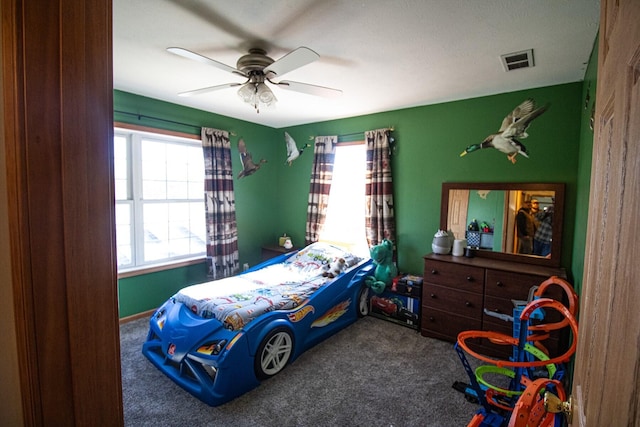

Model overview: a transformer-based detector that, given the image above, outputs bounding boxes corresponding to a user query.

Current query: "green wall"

[118,263,207,317]
[116,79,591,317]
[281,83,583,275]
[571,35,598,294]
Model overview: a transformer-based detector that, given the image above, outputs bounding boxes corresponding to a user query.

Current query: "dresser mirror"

[440,182,565,267]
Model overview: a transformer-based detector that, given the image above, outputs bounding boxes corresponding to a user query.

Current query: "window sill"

[117,256,206,279]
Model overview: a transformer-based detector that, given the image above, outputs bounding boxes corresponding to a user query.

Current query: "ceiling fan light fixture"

[256,83,277,105]
[237,83,257,103]
[237,78,276,112]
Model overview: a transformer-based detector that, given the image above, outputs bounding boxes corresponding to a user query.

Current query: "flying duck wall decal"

[237,138,266,178]
[284,132,311,166]
[460,98,549,164]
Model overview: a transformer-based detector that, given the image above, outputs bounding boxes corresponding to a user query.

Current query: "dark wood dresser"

[421,254,568,358]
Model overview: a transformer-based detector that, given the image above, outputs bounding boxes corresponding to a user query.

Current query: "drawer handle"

[496,281,504,287]
[429,316,435,322]
[465,301,471,307]
[430,269,438,275]
[466,276,473,282]
[430,293,436,298]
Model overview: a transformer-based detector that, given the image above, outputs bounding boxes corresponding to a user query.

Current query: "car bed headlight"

[196,340,228,356]
[154,308,166,330]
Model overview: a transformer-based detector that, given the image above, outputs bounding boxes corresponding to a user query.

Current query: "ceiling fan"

[167,46,342,112]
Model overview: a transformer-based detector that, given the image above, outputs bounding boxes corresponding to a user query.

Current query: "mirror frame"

[440,182,565,267]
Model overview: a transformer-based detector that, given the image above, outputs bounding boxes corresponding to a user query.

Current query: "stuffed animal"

[365,239,398,294]
[323,257,347,279]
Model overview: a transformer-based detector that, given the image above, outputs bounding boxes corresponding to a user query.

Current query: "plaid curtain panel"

[365,128,396,247]
[202,127,239,279]
[305,136,337,245]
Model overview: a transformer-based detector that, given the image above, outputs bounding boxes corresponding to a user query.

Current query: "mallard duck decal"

[460,99,549,164]
[237,138,266,178]
[284,132,311,166]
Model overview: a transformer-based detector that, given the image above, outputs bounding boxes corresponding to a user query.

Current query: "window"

[320,143,369,257]
[114,127,206,270]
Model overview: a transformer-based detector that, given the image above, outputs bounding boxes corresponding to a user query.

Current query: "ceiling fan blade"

[277,80,342,98]
[178,83,242,97]
[167,47,247,77]
[264,47,319,77]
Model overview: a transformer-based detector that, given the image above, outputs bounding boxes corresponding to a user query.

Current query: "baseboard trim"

[119,309,156,324]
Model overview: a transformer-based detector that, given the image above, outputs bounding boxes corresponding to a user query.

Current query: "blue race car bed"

[142,242,374,406]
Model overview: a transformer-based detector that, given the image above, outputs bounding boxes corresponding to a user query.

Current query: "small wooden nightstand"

[261,245,298,261]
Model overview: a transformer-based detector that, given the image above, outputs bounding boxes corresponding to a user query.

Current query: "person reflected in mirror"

[530,199,541,235]
[534,205,553,257]
[530,199,540,216]
[516,199,537,254]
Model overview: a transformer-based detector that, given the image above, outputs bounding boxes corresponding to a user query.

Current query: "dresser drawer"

[482,317,513,335]
[424,259,484,293]
[421,307,482,342]
[483,295,518,319]
[422,283,483,319]
[485,269,563,300]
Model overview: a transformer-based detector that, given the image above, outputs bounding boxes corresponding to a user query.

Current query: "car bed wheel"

[357,286,370,317]
[255,327,293,380]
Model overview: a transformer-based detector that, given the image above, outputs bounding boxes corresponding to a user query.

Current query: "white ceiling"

[113,0,600,128]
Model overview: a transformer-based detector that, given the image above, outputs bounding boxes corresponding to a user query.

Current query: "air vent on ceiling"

[501,49,534,72]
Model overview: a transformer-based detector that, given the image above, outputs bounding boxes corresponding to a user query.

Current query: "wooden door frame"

[447,189,469,241]
[2,0,123,424]
[570,0,640,425]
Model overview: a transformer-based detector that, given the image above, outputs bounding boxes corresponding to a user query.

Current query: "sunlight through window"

[320,144,369,257]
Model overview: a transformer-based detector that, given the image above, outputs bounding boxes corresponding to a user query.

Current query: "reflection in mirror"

[441,183,565,267]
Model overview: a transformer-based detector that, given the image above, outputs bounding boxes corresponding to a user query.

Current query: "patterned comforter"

[173,243,363,330]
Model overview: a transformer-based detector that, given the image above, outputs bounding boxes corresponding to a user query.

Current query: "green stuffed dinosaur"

[365,239,398,294]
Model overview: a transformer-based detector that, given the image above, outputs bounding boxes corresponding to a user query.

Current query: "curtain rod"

[114,110,203,131]
[115,109,393,140]
[308,127,395,140]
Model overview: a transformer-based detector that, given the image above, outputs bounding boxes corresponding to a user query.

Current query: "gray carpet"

[121,315,479,426]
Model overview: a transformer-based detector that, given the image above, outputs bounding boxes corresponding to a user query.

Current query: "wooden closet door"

[3,0,123,424]
[570,0,640,425]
